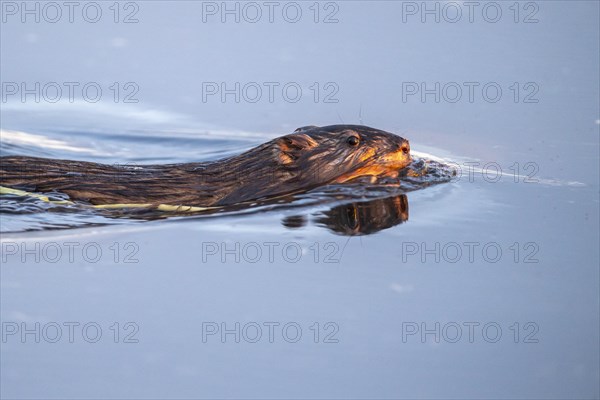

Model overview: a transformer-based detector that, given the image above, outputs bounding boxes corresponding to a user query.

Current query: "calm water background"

[1,1,599,399]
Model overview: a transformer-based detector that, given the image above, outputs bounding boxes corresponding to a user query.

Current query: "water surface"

[1,1,598,399]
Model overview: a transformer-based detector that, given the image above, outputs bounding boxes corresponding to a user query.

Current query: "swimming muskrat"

[0,125,411,207]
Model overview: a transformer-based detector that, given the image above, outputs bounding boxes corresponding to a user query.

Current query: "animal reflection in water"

[282,194,409,236]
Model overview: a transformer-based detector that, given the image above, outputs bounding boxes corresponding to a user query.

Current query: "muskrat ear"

[275,133,318,165]
[294,125,318,133]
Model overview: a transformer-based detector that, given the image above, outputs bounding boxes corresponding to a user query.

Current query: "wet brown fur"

[0,125,411,207]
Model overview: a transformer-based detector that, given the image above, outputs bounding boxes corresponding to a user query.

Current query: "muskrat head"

[275,124,412,184]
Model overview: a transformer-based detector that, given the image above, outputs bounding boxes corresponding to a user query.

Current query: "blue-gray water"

[1,1,599,399]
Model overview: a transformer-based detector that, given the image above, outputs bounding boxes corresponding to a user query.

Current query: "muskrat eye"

[401,145,409,155]
[346,135,360,147]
